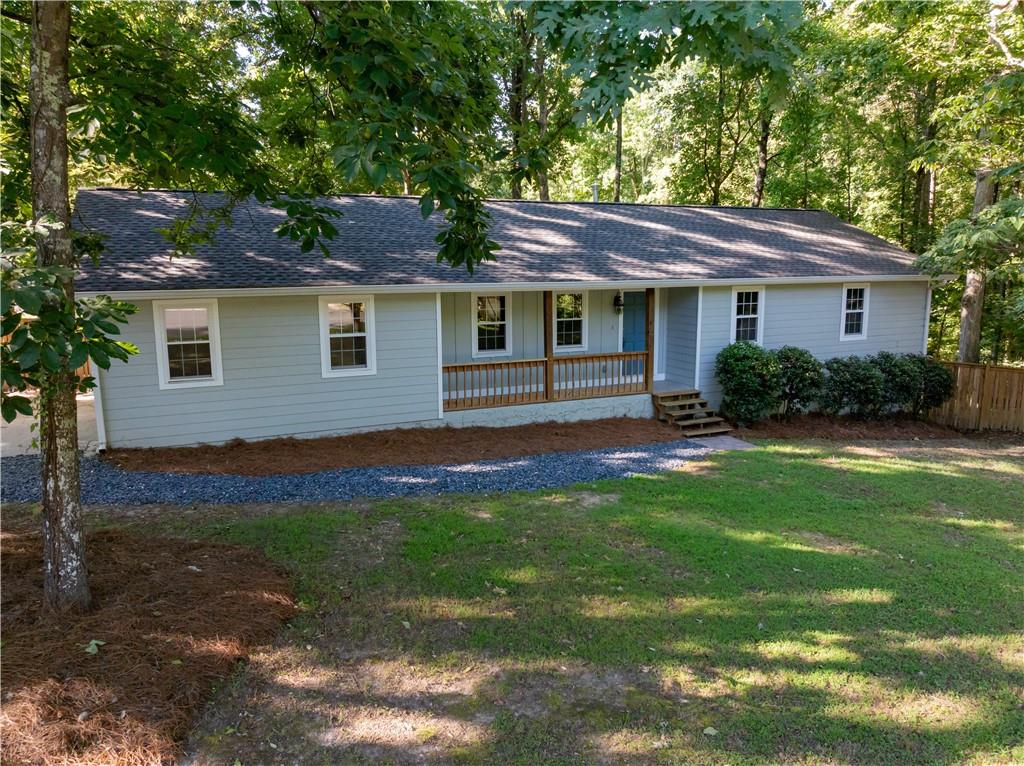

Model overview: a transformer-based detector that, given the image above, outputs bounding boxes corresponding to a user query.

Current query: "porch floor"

[653,379,699,394]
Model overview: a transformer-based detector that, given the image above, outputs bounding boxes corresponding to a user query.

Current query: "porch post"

[544,290,554,400]
[645,287,655,391]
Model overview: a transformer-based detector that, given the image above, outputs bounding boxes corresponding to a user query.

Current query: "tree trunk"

[910,79,938,253]
[401,168,413,195]
[712,65,724,206]
[507,13,530,200]
[613,110,622,202]
[31,0,90,612]
[750,108,771,207]
[533,41,550,201]
[958,169,996,363]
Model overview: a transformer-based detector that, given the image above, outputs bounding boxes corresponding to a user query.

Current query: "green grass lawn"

[188,441,1024,766]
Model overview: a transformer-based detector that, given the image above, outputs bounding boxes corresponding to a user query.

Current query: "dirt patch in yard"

[737,413,966,441]
[103,417,683,476]
[0,529,295,766]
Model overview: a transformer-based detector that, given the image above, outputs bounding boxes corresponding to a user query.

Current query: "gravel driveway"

[0,439,712,505]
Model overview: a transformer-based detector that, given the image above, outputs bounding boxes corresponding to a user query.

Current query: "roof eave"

[76,272,934,300]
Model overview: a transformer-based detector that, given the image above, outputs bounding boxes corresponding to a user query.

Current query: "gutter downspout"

[92,366,108,452]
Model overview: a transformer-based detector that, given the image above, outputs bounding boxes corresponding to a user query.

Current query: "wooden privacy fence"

[930,362,1024,432]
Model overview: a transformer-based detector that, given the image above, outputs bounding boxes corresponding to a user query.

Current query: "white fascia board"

[78,273,934,301]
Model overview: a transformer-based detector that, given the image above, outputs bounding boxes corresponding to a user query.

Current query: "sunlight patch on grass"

[755,637,860,665]
[497,565,543,584]
[898,633,1024,672]
[589,728,672,760]
[394,596,518,621]
[818,587,894,605]
[822,678,990,731]
[942,517,1017,531]
[315,705,489,751]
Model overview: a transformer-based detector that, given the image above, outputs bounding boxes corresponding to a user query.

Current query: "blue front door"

[622,292,646,352]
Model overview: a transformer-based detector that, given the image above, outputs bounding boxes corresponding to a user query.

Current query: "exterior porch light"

[613,291,625,314]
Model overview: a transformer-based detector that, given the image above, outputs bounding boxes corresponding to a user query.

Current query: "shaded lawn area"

[177,440,1024,765]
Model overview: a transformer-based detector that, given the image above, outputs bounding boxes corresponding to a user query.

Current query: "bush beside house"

[776,346,825,418]
[715,344,953,424]
[714,342,781,425]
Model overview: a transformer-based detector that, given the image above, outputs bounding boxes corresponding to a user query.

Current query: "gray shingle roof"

[73,189,922,293]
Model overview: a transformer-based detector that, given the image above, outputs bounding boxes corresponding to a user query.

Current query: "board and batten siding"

[98,293,441,448]
[664,287,699,388]
[696,281,930,408]
[440,289,624,363]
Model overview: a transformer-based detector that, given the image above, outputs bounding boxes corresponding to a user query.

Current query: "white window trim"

[318,294,377,378]
[471,292,512,359]
[152,298,224,390]
[553,290,589,353]
[839,283,870,342]
[730,286,765,345]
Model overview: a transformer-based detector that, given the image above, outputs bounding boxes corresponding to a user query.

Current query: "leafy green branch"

[1,222,138,423]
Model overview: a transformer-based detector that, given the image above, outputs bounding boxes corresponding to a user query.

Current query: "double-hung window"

[153,299,223,389]
[473,294,510,357]
[840,284,869,340]
[319,295,376,377]
[554,291,587,351]
[730,287,764,345]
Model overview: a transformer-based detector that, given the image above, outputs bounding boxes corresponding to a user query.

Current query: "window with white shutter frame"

[840,284,869,341]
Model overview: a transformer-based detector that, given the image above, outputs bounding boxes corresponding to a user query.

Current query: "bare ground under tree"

[0,529,295,766]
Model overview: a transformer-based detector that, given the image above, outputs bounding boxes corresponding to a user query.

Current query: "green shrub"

[774,346,824,418]
[821,356,885,417]
[870,351,921,413]
[714,341,781,424]
[908,355,955,417]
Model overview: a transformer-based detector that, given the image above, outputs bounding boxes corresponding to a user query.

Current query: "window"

[153,299,223,389]
[554,291,587,350]
[730,287,764,345]
[840,284,869,340]
[319,295,376,377]
[473,294,510,357]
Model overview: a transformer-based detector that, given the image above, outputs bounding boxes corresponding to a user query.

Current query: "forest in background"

[2,0,1022,362]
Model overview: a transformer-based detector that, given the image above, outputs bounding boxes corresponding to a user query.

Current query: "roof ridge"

[79,187,829,215]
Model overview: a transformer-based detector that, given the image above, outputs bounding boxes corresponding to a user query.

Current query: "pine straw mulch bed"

[102,417,684,476]
[0,528,296,766]
[736,412,968,440]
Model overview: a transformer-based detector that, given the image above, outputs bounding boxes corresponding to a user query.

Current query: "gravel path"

[0,439,711,505]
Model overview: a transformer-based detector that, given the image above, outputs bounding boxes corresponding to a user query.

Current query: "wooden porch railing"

[442,351,648,411]
[551,351,647,400]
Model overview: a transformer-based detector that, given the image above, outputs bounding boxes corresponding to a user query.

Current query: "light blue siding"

[664,287,699,388]
[441,289,621,363]
[99,293,441,447]
[696,281,930,407]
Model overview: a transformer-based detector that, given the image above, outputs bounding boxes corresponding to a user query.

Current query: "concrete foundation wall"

[443,394,654,428]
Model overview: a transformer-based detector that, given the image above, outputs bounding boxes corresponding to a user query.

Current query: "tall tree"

[29,0,89,610]
[3,0,506,609]
[749,95,773,207]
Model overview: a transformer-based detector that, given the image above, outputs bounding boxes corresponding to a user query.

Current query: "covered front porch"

[440,288,661,411]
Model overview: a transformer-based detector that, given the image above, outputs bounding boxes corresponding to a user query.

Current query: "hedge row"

[713,342,954,425]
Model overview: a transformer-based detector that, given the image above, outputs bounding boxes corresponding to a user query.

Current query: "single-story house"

[74,189,932,449]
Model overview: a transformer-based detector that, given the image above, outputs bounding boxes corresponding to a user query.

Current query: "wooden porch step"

[652,388,732,437]
[653,389,700,401]
[679,423,734,437]
[671,412,725,425]
[658,398,709,412]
